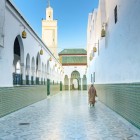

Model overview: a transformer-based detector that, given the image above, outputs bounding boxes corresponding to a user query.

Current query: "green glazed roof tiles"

[62,56,87,64]
[59,49,87,55]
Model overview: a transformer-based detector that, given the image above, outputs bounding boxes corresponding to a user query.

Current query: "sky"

[11,0,99,52]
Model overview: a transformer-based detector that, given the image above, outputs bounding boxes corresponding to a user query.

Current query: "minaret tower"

[42,0,58,57]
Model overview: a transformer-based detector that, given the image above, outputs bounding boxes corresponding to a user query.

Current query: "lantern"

[22,30,27,39]
[93,47,97,52]
[49,57,52,61]
[89,56,92,61]
[101,28,106,37]
[40,48,43,55]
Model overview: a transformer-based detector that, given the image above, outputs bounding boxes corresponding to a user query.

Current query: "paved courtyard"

[0,91,140,140]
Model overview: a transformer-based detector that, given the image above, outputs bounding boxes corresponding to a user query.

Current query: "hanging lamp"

[101,25,106,37]
[93,47,97,52]
[40,47,43,55]
[22,27,27,39]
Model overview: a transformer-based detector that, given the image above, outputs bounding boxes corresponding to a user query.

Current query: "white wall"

[0,0,62,87]
[63,66,87,79]
[87,0,140,84]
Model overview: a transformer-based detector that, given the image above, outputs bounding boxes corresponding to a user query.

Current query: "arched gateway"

[70,71,81,90]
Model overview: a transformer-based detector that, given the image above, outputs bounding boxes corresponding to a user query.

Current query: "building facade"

[0,0,63,117]
[87,0,140,128]
[59,49,87,90]
[0,0,62,87]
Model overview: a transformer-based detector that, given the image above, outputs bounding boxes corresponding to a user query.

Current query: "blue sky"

[11,0,98,52]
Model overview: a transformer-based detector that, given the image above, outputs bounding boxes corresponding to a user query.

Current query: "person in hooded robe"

[88,84,97,107]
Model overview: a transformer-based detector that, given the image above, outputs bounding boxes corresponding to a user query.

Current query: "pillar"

[21,63,25,85]
[81,78,83,90]
[69,78,71,90]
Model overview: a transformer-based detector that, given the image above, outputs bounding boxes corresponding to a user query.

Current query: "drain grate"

[19,123,30,126]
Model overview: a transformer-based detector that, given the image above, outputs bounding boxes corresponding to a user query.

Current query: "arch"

[13,35,24,85]
[13,35,24,64]
[36,53,41,71]
[71,70,80,79]
[70,71,81,90]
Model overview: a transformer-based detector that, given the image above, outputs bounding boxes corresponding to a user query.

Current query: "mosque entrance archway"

[70,71,81,90]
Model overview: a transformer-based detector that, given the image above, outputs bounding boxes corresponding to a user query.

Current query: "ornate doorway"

[70,71,81,90]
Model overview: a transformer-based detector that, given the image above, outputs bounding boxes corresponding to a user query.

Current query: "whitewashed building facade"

[0,0,64,117]
[0,0,63,87]
[87,0,140,129]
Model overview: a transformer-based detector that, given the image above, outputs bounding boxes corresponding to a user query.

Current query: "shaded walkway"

[0,91,140,140]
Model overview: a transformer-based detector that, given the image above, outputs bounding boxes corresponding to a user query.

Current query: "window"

[114,5,118,24]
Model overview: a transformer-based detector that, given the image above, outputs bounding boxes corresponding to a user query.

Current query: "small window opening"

[114,5,118,24]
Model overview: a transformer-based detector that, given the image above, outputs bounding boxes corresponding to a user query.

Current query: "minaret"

[42,0,58,57]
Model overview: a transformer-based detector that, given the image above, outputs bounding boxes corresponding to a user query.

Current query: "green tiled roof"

[59,49,87,55]
[62,56,87,64]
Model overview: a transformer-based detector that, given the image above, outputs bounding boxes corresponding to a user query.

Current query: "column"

[69,78,71,90]
[81,78,83,91]
[20,63,25,85]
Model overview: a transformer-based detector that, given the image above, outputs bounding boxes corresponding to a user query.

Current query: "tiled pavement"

[0,91,140,140]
